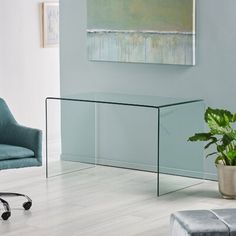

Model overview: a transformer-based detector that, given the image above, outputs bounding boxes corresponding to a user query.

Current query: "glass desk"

[45,93,205,196]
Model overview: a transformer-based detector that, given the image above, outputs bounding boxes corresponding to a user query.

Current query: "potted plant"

[188,107,236,198]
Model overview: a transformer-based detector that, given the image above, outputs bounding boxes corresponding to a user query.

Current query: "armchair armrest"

[0,124,42,165]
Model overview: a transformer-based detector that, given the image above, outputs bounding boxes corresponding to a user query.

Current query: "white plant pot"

[217,164,236,199]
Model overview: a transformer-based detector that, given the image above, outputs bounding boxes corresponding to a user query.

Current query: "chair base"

[0,192,32,220]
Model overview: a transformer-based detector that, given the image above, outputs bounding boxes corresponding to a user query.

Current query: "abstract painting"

[87,0,195,65]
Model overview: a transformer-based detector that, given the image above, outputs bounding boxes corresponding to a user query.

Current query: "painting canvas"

[87,0,195,65]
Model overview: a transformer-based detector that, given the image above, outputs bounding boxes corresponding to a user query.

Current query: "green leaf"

[233,113,236,122]
[190,106,236,165]
[204,107,233,134]
[226,131,236,140]
[224,151,236,165]
[188,133,213,142]
[222,134,234,146]
[217,145,226,153]
[225,150,236,159]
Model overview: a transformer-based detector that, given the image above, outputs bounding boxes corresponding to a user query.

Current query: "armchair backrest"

[0,98,17,128]
[0,98,42,169]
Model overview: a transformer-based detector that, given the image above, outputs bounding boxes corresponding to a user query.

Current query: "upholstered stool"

[170,209,236,236]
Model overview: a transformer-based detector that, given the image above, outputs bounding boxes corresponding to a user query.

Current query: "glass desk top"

[47,92,203,108]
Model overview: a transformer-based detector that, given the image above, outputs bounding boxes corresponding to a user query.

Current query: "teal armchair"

[0,98,42,220]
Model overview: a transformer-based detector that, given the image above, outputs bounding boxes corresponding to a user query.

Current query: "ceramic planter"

[217,164,236,199]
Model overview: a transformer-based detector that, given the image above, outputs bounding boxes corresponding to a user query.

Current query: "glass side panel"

[159,101,205,195]
[46,99,96,177]
[59,92,202,108]
[95,103,158,195]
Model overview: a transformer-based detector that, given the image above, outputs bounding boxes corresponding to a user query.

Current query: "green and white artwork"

[87,0,195,65]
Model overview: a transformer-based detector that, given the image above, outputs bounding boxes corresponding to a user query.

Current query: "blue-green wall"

[60,0,236,179]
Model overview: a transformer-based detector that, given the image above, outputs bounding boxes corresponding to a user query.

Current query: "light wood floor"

[0,165,235,236]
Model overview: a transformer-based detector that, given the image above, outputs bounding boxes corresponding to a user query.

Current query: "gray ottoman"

[170,209,236,236]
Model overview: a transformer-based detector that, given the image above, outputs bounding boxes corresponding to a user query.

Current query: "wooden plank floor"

[0,165,234,236]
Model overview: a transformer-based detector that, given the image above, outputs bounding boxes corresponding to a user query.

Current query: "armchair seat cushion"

[0,144,34,160]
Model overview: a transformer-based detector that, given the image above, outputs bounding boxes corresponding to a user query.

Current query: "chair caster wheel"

[23,201,32,210]
[2,211,11,220]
